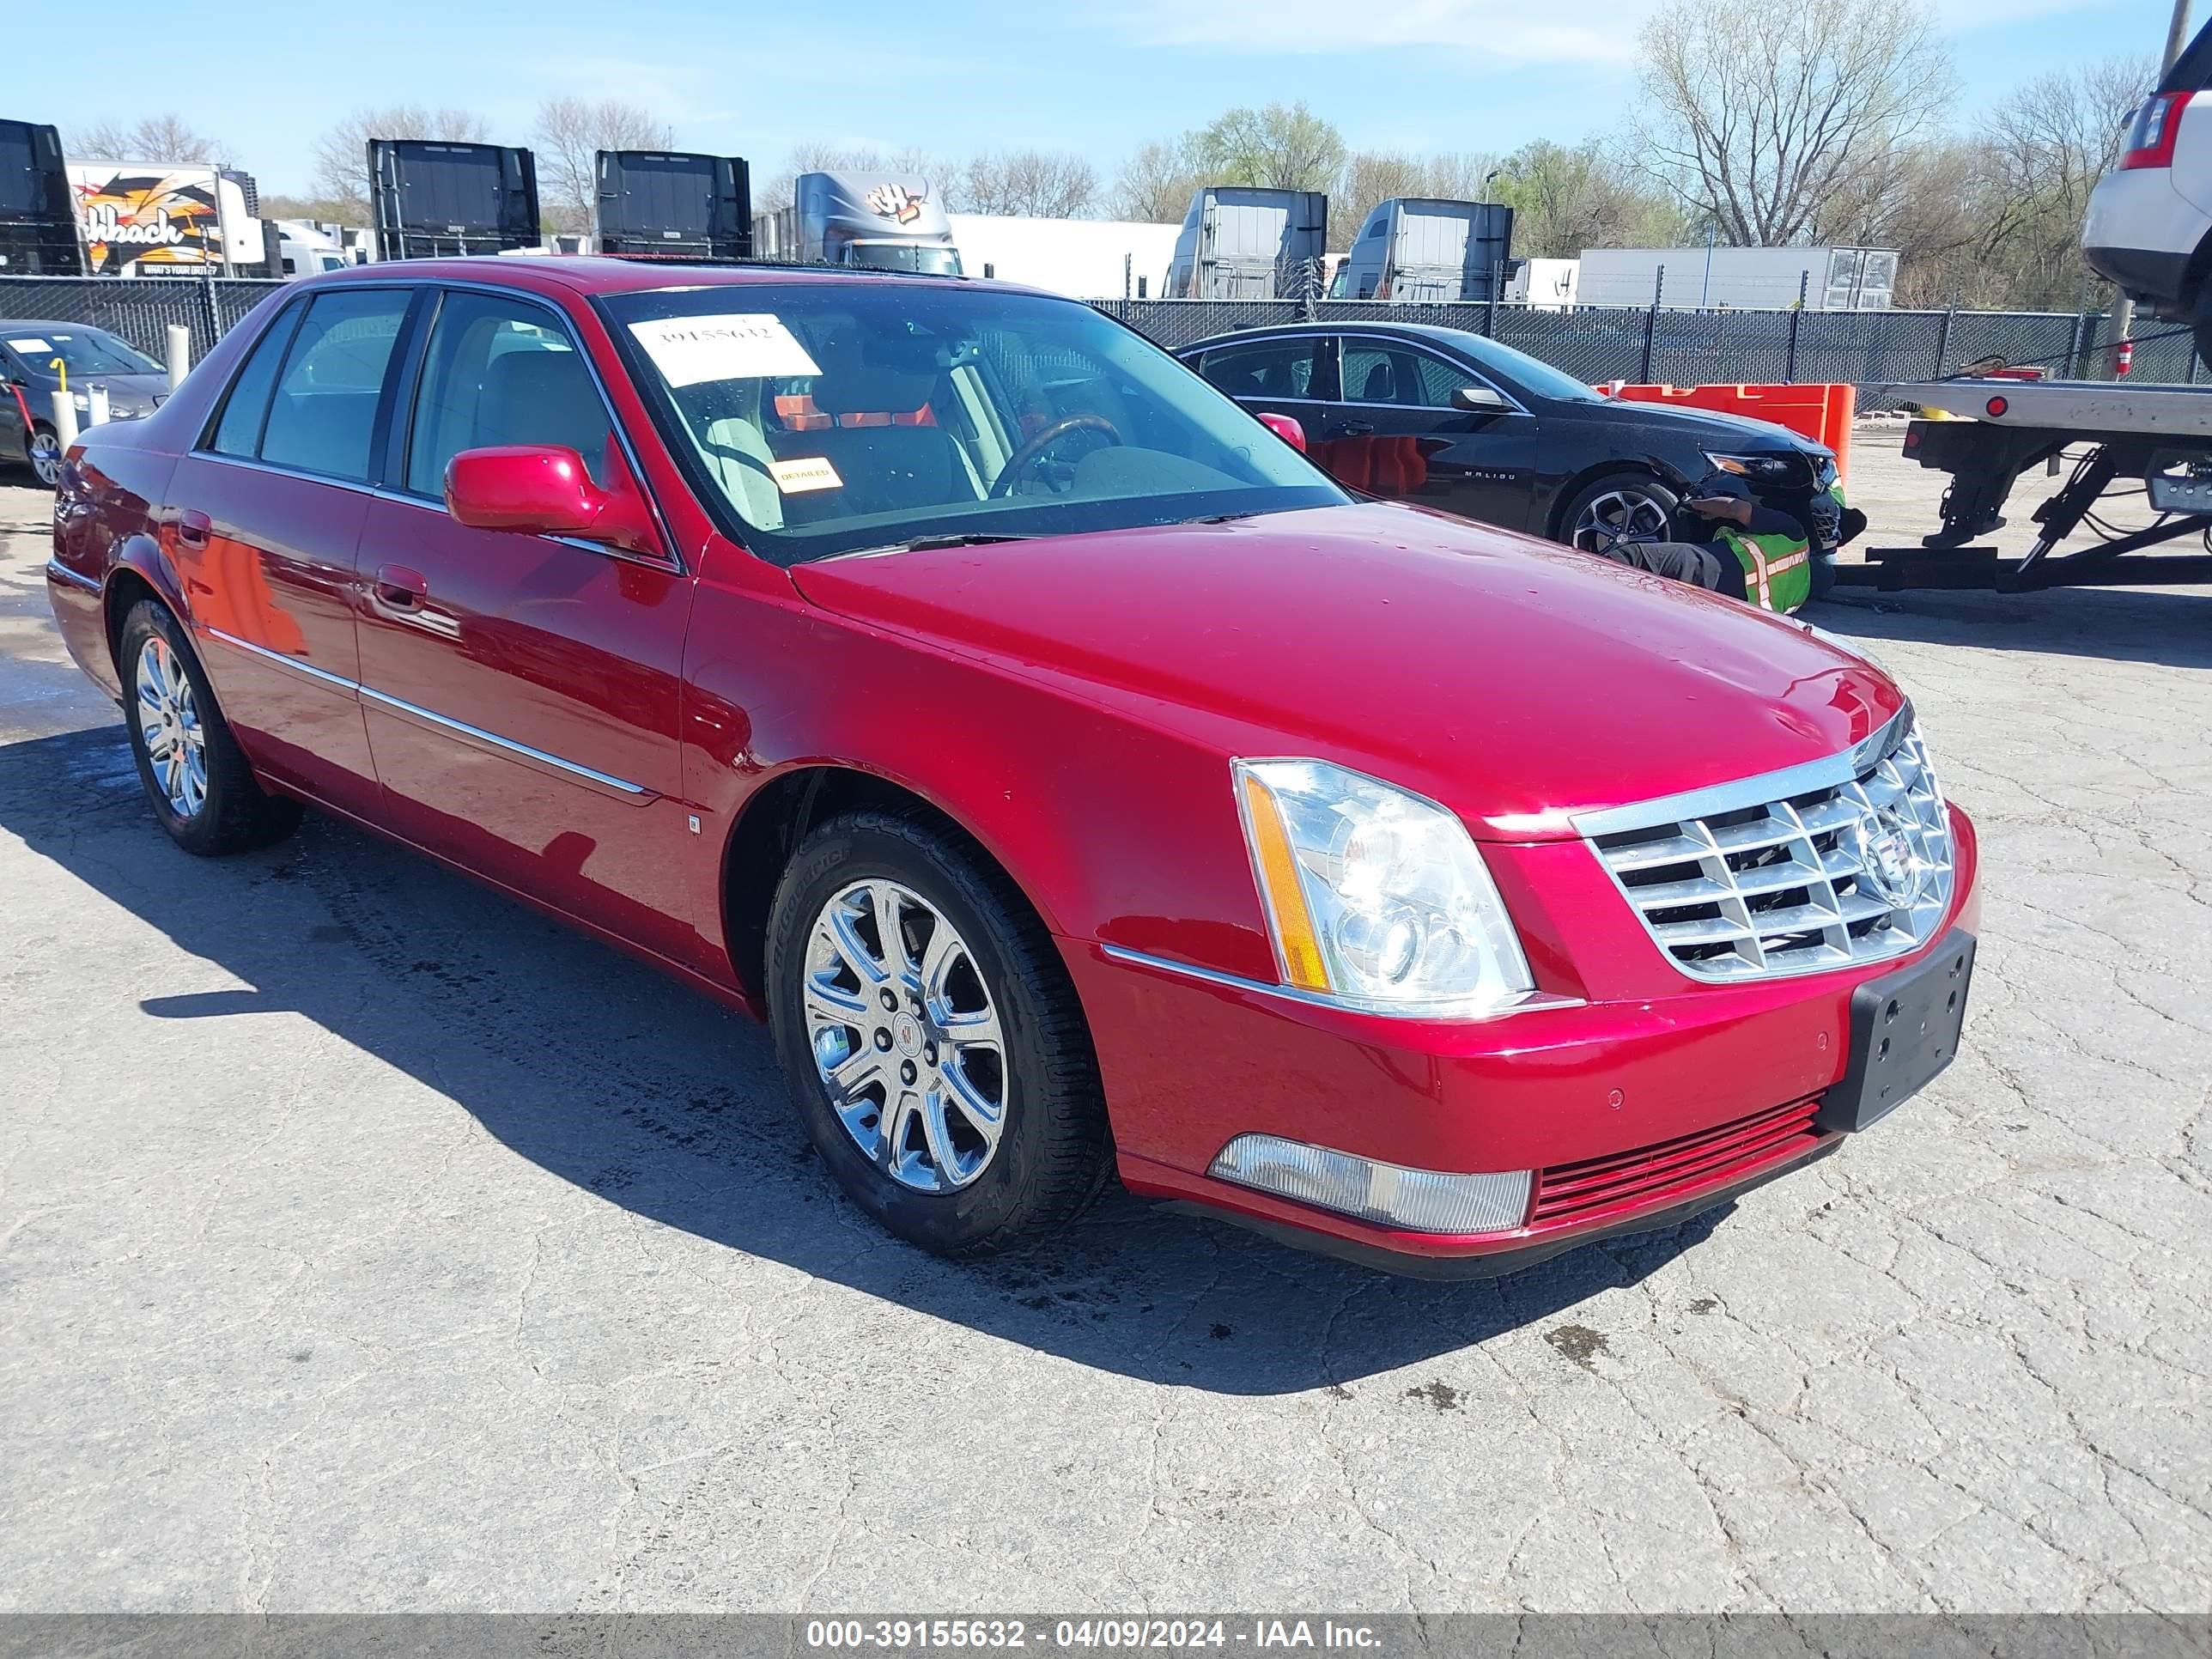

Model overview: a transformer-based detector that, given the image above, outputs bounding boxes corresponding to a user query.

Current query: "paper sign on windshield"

[9,338,52,354]
[627,314,822,386]
[769,457,842,494]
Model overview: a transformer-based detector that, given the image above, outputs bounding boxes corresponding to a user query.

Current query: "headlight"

[1704,451,1796,482]
[1233,758,1534,1018]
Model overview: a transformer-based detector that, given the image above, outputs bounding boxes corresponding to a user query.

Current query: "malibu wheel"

[766,811,1110,1257]
[118,600,302,856]
[1564,471,1678,555]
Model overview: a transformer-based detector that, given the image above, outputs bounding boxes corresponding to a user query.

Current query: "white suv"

[2083,26,2212,367]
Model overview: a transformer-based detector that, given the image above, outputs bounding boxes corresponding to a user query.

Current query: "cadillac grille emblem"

[1847,804,1926,909]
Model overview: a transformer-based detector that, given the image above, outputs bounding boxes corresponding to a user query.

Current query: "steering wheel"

[988,414,1122,498]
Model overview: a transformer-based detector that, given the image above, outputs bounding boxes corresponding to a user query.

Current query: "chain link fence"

[0,275,281,362]
[3,272,2192,400]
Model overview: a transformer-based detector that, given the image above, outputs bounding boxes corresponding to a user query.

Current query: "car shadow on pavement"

[1820,582,2212,671]
[0,724,1732,1396]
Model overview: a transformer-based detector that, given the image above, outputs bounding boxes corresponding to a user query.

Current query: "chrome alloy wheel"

[29,428,63,488]
[1572,488,1672,554]
[802,878,1009,1192]
[134,635,207,818]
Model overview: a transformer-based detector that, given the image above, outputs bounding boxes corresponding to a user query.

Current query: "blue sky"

[19,0,2180,199]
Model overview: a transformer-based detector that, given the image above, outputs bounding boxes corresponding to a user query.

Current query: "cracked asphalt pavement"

[1,434,2207,1613]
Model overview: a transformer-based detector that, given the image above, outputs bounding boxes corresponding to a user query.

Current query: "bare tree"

[534,98,673,234]
[1338,150,1505,236]
[1112,140,1206,222]
[948,150,1099,217]
[755,143,942,215]
[70,115,227,165]
[310,106,491,222]
[1628,0,1955,246]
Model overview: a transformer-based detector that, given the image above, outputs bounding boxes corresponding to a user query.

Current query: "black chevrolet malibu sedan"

[1176,321,1856,595]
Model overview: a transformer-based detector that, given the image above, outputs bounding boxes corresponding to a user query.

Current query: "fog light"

[1208,1134,1532,1234]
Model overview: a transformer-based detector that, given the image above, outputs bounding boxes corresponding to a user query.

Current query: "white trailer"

[1576,246,1899,310]
[1851,378,2212,589]
[1507,257,1579,310]
[68,162,262,275]
[947,215,1179,298]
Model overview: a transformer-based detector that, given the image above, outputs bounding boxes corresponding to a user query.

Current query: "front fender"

[683,580,1282,988]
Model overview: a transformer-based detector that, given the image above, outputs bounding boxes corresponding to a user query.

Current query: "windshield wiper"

[900,532,1038,550]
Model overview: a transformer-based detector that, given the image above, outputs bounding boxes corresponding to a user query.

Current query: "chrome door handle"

[373,564,428,609]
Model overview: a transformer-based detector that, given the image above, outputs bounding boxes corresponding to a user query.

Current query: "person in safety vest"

[1589,472,1813,614]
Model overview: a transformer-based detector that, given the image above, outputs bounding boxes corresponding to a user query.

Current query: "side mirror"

[1452,386,1510,413]
[1255,410,1306,453]
[444,444,660,556]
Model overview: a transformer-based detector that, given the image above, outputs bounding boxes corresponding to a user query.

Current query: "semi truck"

[0,119,84,274]
[1576,246,1900,310]
[594,149,751,259]
[751,173,961,273]
[370,138,543,261]
[1164,186,1328,300]
[1328,198,1516,302]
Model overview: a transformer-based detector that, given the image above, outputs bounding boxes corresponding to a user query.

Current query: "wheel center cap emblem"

[891,1013,924,1057]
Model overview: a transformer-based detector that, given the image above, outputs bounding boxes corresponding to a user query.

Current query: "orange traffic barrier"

[1600,383,1856,485]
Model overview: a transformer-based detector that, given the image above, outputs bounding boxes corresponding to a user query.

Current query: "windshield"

[601,282,1349,563]
[1442,331,1605,404]
[847,244,963,276]
[5,327,160,376]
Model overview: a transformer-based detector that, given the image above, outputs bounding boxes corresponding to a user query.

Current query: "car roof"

[1177,319,1486,355]
[0,320,126,335]
[289,256,1057,304]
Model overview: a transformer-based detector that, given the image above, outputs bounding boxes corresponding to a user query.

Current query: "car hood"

[791,502,1901,839]
[1596,398,1828,458]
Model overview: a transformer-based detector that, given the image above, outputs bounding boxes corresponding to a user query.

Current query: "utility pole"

[2112,0,2193,374]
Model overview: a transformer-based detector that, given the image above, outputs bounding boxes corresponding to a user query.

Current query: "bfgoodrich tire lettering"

[118,600,303,857]
[765,810,1111,1257]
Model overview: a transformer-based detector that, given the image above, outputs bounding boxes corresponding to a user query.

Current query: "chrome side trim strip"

[204,626,361,693]
[1569,707,1911,839]
[201,626,653,799]
[46,557,102,593]
[1098,944,1581,1021]
[356,685,652,798]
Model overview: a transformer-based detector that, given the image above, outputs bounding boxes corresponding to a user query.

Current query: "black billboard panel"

[0,118,84,274]
[594,150,751,259]
[369,139,542,260]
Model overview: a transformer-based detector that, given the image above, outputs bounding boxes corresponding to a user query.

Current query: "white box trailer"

[948,214,1179,298]
[1506,257,1580,310]
[1576,246,1899,310]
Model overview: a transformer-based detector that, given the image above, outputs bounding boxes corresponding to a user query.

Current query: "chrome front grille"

[1575,715,1954,982]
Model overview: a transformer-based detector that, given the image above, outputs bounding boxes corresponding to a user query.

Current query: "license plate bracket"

[1817,931,1976,1134]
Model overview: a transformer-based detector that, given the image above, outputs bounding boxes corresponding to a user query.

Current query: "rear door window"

[258,289,411,482]
[1194,338,1324,402]
[208,300,304,458]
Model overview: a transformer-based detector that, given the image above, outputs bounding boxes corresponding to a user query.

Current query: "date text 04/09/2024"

[803,1621,1384,1650]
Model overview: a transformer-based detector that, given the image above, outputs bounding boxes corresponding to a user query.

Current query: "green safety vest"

[1715,522,1813,614]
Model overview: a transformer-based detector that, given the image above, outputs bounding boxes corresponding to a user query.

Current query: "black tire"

[118,599,302,856]
[1808,549,1839,602]
[1557,471,1679,554]
[27,422,62,489]
[765,810,1111,1258]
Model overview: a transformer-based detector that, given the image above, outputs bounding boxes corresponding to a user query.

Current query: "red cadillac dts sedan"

[44,260,1978,1275]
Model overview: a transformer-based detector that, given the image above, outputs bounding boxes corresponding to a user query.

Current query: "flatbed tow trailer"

[1852,380,2212,591]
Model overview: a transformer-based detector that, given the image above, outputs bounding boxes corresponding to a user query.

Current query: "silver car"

[2,322,172,487]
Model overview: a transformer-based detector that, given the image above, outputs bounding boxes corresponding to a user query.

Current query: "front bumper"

[1073,805,1978,1275]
